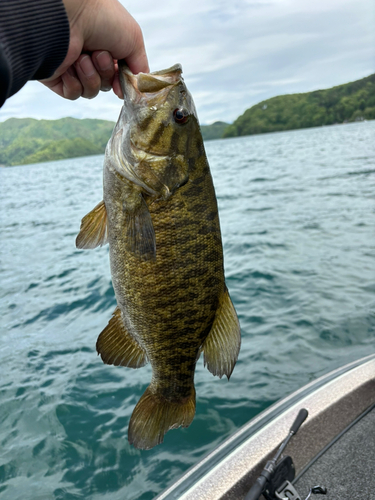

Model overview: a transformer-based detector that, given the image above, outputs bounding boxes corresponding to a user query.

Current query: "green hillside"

[2,73,373,166]
[0,116,230,166]
[223,73,375,138]
[201,121,230,141]
[0,117,115,166]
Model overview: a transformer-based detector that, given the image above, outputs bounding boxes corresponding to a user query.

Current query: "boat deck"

[294,405,375,500]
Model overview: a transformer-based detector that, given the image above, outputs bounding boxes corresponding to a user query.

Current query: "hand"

[40,0,149,100]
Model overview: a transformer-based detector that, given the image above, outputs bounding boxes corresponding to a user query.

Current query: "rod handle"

[245,476,267,500]
[290,408,308,435]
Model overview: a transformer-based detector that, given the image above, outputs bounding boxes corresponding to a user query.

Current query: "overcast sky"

[1,0,374,125]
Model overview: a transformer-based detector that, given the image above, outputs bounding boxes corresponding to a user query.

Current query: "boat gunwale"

[155,353,375,500]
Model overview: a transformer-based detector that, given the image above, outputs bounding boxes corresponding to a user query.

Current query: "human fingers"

[61,66,84,99]
[74,54,102,99]
[121,23,149,76]
[111,60,123,99]
[42,0,149,100]
[41,66,83,100]
[67,0,150,75]
[112,73,122,100]
[92,51,115,91]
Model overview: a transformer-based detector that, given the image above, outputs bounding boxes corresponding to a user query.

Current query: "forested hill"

[0,117,115,166]
[200,121,229,141]
[1,73,373,166]
[223,73,375,138]
[0,116,228,166]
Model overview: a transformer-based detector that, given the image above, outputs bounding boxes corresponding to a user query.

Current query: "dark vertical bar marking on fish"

[139,114,154,132]
[148,123,165,149]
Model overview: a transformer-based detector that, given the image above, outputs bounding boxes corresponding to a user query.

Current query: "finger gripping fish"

[76,61,241,450]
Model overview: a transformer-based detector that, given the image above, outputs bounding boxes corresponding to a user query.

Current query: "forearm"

[0,0,70,107]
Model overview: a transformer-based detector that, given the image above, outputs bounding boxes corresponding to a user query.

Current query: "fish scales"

[76,61,241,449]
[106,158,221,391]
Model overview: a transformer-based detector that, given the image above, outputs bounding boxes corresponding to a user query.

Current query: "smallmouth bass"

[76,61,241,449]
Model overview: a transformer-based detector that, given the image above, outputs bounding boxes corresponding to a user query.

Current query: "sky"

[1,0,374,125]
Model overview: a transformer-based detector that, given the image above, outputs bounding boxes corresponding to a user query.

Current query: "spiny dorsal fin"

[128,384,196,449]
[76,200,108,249]
[96,307,148,368]
[202,287,241,380]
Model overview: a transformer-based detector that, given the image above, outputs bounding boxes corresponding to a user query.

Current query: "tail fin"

[128,385,196,450]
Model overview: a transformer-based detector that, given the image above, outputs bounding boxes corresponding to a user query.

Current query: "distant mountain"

[0,117,115,166]
[0,116,230,166]
[200,121,230,141]
[223,74,375,138]
[2,73,373,166]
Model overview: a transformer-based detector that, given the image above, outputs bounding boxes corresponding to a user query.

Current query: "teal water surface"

[1,121,374,500]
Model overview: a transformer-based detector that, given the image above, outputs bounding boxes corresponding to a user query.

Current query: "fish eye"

[173,108,189,124]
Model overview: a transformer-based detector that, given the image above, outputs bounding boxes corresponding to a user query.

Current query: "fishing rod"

[245,408,327,500]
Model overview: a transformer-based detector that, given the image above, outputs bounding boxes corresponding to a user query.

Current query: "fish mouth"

[118,60,183,103]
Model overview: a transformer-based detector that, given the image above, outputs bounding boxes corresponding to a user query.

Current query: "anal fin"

[96,307,148,368]
[202,286,241,380]
[76,200,108,249]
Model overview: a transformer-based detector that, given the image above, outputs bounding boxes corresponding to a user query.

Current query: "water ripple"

[1,122,375,500]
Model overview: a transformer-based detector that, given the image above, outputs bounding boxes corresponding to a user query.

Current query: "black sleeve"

[0,0,70,107]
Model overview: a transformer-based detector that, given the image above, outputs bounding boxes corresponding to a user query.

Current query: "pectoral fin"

[124,193,156,261]
[96,307,148,368]
[76,200,108,249]
[202,287,241,380]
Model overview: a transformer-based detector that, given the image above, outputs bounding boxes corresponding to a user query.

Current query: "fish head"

[111,61,201,198]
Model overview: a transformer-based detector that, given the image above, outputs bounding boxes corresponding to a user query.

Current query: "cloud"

[1,0,374,125]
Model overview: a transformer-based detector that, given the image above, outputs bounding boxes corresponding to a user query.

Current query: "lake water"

[1,121,374,500]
